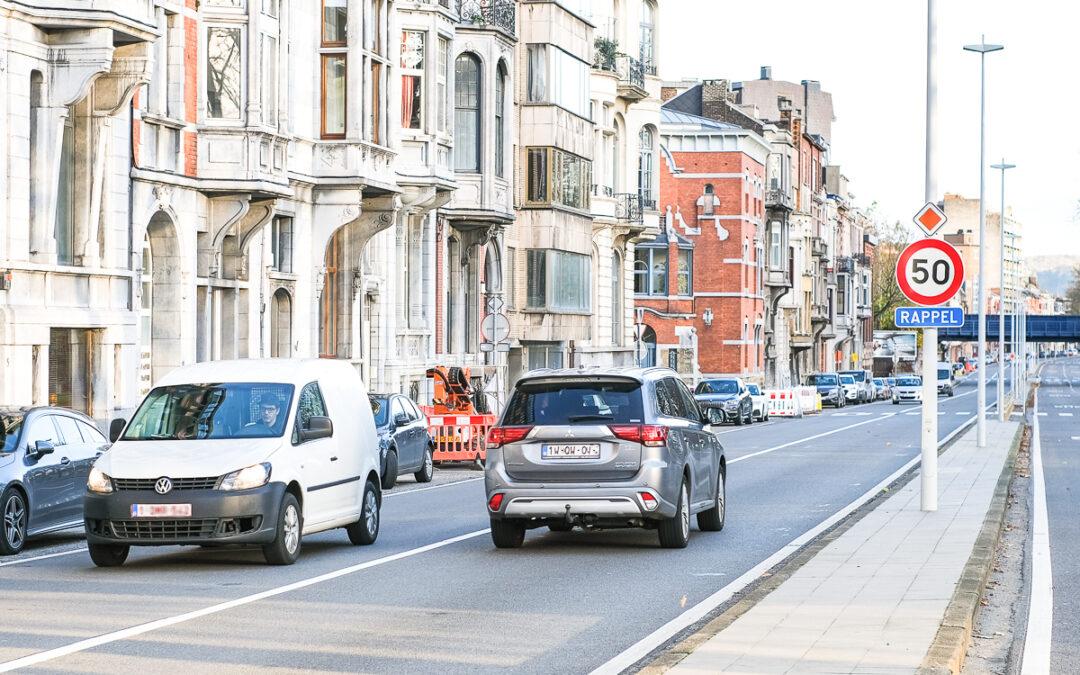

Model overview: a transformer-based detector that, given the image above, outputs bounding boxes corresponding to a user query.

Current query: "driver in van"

[246,396,283,435]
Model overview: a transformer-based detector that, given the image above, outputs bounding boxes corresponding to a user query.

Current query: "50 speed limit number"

[895,238,965,306]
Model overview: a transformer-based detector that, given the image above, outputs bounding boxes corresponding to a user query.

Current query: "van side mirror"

[109,418,127,443]
[301,416,333,441]
[31,440,54,458]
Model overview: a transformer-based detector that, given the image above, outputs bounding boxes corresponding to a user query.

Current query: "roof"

[663,85,704,116]
[517,366,676,384]
[156,358,361,387]
[661,107,744,132]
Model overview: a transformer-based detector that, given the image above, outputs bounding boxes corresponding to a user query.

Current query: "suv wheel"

[490,519,526,549]
[697,470,726,532]
[263,492,303,565]
[346,479,380,545]
[658,481,691,549]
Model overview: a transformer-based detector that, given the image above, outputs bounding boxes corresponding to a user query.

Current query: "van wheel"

[262,493,302,565]
[658,481,691,549]
[1,488,27,556]
[697,470,726,532]
[88,542,129,567]
[490,519,526,548]
[414,445,434,483]
[381,449,398,490]
[346,479,381,545]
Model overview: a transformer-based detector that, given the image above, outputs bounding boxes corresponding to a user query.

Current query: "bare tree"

[1067,263,1080,313]
[870,221,913,330]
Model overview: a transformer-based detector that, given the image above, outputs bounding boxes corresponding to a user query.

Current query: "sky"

[659,0,1080,259]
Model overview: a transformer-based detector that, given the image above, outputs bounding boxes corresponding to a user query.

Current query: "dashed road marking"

[1060,413,1074,417]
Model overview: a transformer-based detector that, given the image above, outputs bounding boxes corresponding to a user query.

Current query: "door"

[406,399,429,468]
[392,397,424,470]
[655,378,698,496]
[672,378,715,506]
[293,382,340,526]
[52,414,93,525]
[20,415,68,533]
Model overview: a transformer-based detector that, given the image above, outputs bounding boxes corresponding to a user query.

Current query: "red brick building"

[635,108,770,380]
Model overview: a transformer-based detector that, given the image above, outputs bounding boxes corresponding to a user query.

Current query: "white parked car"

[84,359,381,567]
[892,375,923,404]
[745,383,770,422]
[839,374,860,403]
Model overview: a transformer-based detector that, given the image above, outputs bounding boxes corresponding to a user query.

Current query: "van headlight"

[219,463,271,491]
[87,467,114,494]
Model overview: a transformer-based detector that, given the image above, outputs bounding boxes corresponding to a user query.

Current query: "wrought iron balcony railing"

[616,54,646,91]
[853,252,871,267]
[614,193,643,223]
[836,256,854,274]
[457,0,516,36]
[591,184,614,198]
[765,187,793,210]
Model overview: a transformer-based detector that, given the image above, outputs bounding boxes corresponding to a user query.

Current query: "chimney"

[760,65,771,80]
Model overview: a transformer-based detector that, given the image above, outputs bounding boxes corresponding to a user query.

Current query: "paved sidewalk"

[670,419,1019,674]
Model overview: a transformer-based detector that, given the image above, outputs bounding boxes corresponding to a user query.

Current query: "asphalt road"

[1035,357,1080,673]
[0,375,996,673]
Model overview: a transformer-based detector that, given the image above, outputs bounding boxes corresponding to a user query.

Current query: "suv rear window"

[503,380,645,425]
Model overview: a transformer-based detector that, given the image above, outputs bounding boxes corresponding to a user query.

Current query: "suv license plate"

[131,504,192,518]
[541,444,601,460]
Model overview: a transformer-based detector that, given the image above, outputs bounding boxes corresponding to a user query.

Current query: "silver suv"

[484,367,726,549]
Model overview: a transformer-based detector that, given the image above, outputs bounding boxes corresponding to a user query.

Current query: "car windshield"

[696,380,739,395]
[841,371,866,382]
[897,377,921,386]
[873,379,884,386]
[503,380,644,425]
[123,383,295,441]
[840,375,855,384]
[369,396,389,427]
[937,368,950,380]
[746,384,761,395]
[1,412,24,454]
[807,374,838,386]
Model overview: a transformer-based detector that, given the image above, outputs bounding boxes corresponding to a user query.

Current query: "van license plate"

[541,444,601,459]
[131,504,192,518]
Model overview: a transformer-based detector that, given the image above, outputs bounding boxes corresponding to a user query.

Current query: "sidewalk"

[669,419,1019,674]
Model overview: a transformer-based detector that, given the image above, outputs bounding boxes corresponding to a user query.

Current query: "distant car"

[0,407,109,555]
[839,374,861,403]
[806,373,844,408]
[484,367,726,549]
[892,376,923,404]
[936,362,955,397]
[886,377,898,390]
[745,383,770,422]
[838,370,874,404]
[369,394,435,489]
[872,378,891,400]
[694,378,753,425]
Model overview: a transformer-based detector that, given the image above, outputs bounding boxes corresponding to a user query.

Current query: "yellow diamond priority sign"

[913,202,947,237]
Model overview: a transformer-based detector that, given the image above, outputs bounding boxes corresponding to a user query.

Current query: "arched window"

[271,288,293,358]
[640,1,656,74]
[495,62,506,177]
[640,325,657,367]
[638,126,655,209]
[612,114,624,193]
[611,251,623,346]
[454,53,481,172]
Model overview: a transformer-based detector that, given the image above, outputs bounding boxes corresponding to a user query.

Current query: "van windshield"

[503,380,644,425]
[122,383,295,441]
[938,368,950,380]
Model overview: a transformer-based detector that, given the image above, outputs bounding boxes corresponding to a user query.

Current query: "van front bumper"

[84,482,286,546]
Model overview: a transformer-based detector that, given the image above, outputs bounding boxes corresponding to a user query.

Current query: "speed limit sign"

[895,238,964,306]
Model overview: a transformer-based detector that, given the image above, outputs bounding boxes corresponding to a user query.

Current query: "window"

[27,416,59,447]
[837,274,847,315]
[506,247,516,310]
[526,44,590,119]
[526,342,565,370]
[611,253,622,346]
[640,0,656,73]
[263,0,279,16]
[437,36,449,133]
[656,379,688,419]
[369,61,382,143]
[769,224,782,270]
[702,184,715,215]
[262,34,278,125]
[677,248,693,296]
[322,0,347,46]
[271,217,293,273]
[124,383,295,441]
[293,382,328,444]
[390,397,407,423]
[321,55,346,137]
[495,64,506,178]
[400,31,424,129]
[503,379,645,426]
[634,247,667,296]
[638,127,655,208]
[78,420,107,444]
[525,147,591,211]
[525,250,591,312]
[55,110,75,265]
[206,27,242,120]
[673,379,702,421]
[54,416,82,446]
[454,53,481,171]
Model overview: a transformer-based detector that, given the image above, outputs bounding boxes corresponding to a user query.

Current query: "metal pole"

[921,0,939,511]
[998,167,1006,421]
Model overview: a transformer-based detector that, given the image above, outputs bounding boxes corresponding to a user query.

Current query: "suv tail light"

[487,426,533,448]
[609,424,669,447]
[488,493,505,511]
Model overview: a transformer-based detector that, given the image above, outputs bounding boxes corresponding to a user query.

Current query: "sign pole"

[921,0,938,512]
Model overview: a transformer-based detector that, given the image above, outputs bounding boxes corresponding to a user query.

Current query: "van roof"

[156,358,362,388]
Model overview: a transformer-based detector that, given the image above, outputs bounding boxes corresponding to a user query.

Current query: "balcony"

[614,193,643,223]
[765,188,793,211]
[853,252,871,267]
[857,305,873,320]
[811,303,830,324]
[836,256,854,274]
[616,55,648,100]
[765,267,793,289]
[457,0,516,37]
[810,236,828,259]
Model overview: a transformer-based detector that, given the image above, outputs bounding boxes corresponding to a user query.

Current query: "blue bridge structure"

[937,314,1080,342]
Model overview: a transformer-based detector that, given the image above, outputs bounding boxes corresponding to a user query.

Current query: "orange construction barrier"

[420,407,497,465]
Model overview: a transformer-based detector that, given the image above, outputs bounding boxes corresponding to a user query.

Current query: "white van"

[84,359,380,567]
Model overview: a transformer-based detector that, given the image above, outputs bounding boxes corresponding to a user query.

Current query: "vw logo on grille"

[154,477,173,495]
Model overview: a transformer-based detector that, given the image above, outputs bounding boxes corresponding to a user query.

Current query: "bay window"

[677,248,693,296]
[634,247,667,296]
[437,37,449,133]
[526,44,590,119]
[262,34,278,125]
[454,53,481,171]
[320,0,347,138]
[526,250,591,312]
[525,147,591,211]
[322,0,347,45]
[400,31,424,129]
[495,64,506,177]
[206,27,242,120]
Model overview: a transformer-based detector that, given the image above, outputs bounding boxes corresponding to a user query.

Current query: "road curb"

[635,412,984,674]
[917,421,1024,675]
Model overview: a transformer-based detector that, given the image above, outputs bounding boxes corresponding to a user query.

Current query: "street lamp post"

[964,36,1004,448]
[921,0,939,512]
[991,160,1015,421]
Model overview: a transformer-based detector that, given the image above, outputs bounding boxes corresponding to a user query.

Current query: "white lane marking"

[956,412,970,416]
[0,529,490,672]
[729,413,896,465]
[1038,413,1048,417]
[1072,436,1080,441]
[385,477,483,498]
[592,406,987,675]
[853,412,873,417]
[1060,413,1074,417]
[0,548,86,568]
[1022,391,1053,675]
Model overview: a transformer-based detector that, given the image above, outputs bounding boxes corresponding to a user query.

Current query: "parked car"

[838,369,874,404]
[806,373,844,408]
[694,378,753,425]
[936,362,955,397]
[745,383,770,422]
[839,374,860,403]
[485,367,726,549]
[892,376,923,404]
[872,378,891,401]
[0,407,109,555]
[368,394,435,489]
[84,358,382,567]
[886,377,897,390]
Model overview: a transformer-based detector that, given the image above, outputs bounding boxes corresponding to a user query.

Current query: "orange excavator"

[422,367,495,466]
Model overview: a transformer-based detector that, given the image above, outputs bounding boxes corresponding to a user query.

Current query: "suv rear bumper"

[487,484,678,522]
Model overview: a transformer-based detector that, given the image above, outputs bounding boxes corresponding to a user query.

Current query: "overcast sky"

[659,0,1079,258]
